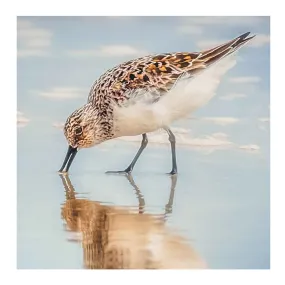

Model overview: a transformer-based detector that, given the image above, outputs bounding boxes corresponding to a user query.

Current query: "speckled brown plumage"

[87,32,255,110]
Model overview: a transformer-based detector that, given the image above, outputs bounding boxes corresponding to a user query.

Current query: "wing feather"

[88,32,255,108]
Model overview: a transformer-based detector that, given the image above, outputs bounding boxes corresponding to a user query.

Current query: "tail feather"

[198,32,255,67]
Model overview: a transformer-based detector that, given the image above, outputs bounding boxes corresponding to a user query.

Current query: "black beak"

[58,145,78,173]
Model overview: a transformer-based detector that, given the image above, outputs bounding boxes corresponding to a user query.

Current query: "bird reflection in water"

[60,174,206,269]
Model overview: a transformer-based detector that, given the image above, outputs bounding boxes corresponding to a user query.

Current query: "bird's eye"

[75,126,83,135]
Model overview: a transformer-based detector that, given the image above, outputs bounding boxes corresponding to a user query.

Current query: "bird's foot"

[167,169,178,176]
[105,167,132,176]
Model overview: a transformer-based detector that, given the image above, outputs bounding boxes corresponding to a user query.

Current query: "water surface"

[17,122,270,269]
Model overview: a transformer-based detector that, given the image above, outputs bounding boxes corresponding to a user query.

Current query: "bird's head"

[63,105,99,149]
[59,103,105,173]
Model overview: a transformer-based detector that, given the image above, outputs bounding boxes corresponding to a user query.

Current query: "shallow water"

[17,122,270,269]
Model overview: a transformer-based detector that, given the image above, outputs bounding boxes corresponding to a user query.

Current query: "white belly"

[113,104,167,137]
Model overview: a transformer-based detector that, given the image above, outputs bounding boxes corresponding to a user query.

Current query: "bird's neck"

[93,107,115,142]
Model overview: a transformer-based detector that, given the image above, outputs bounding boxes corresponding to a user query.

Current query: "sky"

[17,16,270,269]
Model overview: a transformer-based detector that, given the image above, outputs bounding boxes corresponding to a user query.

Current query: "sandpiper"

[59,32,255,175]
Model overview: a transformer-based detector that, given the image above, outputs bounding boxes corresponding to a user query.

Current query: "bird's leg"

[163,127,178,175]
[106,133,148,175]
